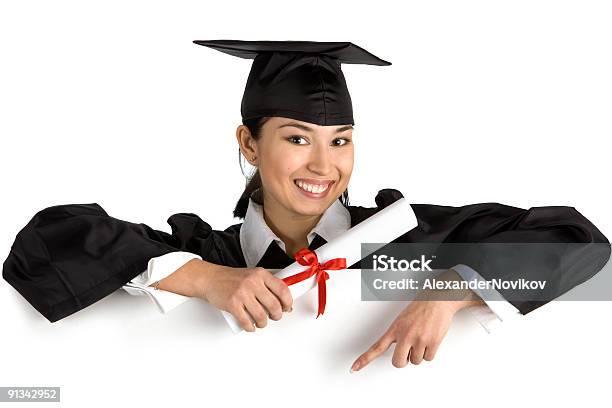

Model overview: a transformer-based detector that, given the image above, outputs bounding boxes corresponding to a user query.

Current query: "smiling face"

[239,116,354,217]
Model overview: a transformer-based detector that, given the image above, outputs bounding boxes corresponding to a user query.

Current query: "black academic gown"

[3,188,610,322]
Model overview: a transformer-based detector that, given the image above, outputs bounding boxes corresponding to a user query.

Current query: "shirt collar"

[239,195,351,267]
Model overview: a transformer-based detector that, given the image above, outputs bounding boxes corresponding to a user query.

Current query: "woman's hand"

[199,263,293,332]
[350,269,484,371]
[154,258,293,332]
[351,300,457,371]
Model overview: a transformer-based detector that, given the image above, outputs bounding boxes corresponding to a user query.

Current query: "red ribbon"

[282,248,347,318]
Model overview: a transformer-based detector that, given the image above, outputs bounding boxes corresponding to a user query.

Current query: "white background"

[1,1,610,406]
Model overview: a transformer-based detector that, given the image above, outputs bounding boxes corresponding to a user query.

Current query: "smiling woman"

[234,116,354,255]
[2,40,610,371]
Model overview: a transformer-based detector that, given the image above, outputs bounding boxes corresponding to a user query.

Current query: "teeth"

[295,180,330,194]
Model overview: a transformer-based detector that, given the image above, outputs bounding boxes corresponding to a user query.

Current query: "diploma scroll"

[222,197,418,333]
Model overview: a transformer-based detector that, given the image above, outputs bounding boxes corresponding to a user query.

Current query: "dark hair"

[233,116,351,219]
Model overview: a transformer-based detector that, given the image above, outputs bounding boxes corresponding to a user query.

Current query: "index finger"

[351,332,395,372]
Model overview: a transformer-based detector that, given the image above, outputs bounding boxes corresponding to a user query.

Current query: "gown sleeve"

[402,200,611,315]
[2,202,215,323]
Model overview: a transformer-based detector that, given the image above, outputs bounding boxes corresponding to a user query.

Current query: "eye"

[286,136,309,145]
[332,137,351,147]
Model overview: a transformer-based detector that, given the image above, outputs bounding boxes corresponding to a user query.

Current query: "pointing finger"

[351,332,395,372]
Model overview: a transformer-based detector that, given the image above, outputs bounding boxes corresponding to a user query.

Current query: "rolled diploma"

[222,197,417,333]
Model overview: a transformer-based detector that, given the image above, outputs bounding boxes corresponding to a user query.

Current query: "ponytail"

[233,167,263,219]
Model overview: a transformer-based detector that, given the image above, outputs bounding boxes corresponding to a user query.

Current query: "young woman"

[3,41,610,371]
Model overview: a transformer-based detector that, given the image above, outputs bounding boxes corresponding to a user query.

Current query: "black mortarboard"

[193,40,391,125]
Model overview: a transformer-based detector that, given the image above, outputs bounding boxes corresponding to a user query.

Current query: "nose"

[306,143,333,175]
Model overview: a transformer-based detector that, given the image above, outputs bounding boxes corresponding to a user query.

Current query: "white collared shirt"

[121,198,520,331]
[239,196,351,267]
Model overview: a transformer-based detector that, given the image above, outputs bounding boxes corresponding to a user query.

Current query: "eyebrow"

[277,122,354,133]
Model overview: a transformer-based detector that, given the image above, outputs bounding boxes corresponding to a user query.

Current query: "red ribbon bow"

[282,248,347,318]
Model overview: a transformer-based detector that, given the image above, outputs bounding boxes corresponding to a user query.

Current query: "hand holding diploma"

[200,265,294,332]
[221,197,418,333]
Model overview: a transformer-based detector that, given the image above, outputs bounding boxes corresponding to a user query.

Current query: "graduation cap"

[193,40,391,125]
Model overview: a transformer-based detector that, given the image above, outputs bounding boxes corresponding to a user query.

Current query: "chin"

[289,197,330,215]
[292,202,327,216]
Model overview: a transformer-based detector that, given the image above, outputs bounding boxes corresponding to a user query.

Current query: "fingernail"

[351,362,360,372]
